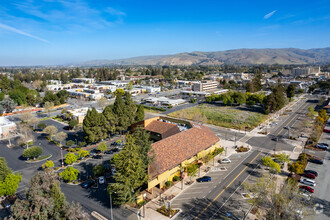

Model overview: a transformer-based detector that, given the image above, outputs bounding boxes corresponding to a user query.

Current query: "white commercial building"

[72,78,95,84]
[143,97,186,106]
[0,117,16,138]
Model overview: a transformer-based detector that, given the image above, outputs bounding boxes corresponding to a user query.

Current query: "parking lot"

[303,130,330,219]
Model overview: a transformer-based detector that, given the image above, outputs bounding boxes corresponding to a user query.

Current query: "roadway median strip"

[194,151,261,219]
[91,211,107,220]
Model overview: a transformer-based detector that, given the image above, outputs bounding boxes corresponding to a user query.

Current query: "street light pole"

[60,147,64,168]
[110,191,116,220]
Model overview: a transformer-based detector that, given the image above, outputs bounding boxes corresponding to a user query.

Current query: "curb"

[25,154,52,163]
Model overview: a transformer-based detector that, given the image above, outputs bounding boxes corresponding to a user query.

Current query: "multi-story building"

[0,117,16,138]
[72,78,95,84]
[192,81,219,92]
[292,67,320,76]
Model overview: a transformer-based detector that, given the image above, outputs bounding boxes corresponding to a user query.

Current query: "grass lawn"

[168,104,268,130]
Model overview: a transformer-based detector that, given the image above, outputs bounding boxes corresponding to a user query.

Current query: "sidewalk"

[139,141,239,220]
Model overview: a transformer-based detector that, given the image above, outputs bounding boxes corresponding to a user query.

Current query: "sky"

[0,0,329,66]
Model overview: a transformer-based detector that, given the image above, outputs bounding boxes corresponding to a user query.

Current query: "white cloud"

[105,7,126,16]
[264,10,277,19]
[0,23,50,43]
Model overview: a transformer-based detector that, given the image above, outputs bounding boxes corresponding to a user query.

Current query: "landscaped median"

[22,146,52,163]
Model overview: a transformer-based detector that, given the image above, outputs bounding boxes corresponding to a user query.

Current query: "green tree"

[54,132,68,146]
[97,143,107,152]
[286,84,296,99]
[135,104,145,122]
[132,127,153,169]
[66,140,75,147]
[44,125,58,140]
[0,157,12,182]
[93,165,105,176]
[186,163,198,180]
[69,120,79,129]
[0,172,22,197]
[126,81,133,91]
[22,146,42,159]
[124,93,137,126]
[103,105,117,139]
[288,161,304,174]
[0,93,4,101]
[0,98,16,114]
[38,123,47,130]
[112,94,129,135]
[108,134,147,205]
[10,172,89,219]
[42,160,55,170]
[9,89,27,105]
[77,150,89,159]
[60,167,79,183]
[274,153,290,164]
[64,153,78,165]
[114,88,125,96]
[262,156,281,173]
[83,108,107,143]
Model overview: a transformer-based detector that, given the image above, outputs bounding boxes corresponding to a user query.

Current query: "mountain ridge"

[76,47,330,66]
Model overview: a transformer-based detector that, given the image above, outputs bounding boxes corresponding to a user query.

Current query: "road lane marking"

[194,151,261,219]
[275,102,308,136]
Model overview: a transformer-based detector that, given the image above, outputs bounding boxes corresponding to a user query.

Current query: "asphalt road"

[174,150,262,220]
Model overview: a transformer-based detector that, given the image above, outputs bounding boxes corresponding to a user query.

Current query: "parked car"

[323,128,330,133]
[99,176,105,184]
[309,158,323,164]
[2,199,11,209]
[284,126,290,129]
[112,147,119,152]
[81,179,95,188]
[272,137,279,142]
[93,155,103,159]
[315,144,328,150]
[219,158,231,164]
[105,172,111,180]
[304,170,318,177]
[197,176,211,182]
[104,150,113,154]
[300,178,316,187]
[319,143,329,147]
[111,168,116,175]
[301,173,316,179]
[299,185,314,193]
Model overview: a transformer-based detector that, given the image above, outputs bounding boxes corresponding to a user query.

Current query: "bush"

[173,176,180,182]
[60,167,79,183]
[42,160,54,170]
[23,146,42,159]
[68,120,78,128]
[66,140,75,147]
[143,106,166,112]
[64,153,78,165]
[78,141,86,148]
[165,181,173,187]
[38,123,47,130]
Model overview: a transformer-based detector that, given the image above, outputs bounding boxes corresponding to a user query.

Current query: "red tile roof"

[145,121,180,138]
[149,124,219,178]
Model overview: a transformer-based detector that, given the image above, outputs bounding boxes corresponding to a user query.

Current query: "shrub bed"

[157,206,179,218]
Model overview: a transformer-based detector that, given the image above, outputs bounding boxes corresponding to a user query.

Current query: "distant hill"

[76,47,330,66]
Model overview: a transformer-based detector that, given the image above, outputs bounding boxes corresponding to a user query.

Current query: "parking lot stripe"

[194,151,261,220]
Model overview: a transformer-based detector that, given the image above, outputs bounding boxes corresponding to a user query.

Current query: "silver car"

[219,158,231,164]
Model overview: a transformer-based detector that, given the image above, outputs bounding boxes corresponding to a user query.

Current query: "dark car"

[196,176,211,182]
[304,170,318,177]
[104,150,113,154]
[315,144,328,150]
[112,147,119,152]
[2,199,11,209]
[319,143,329,147]
[299,185,314,193]
[81,179,95,189]
[93,155,103,159]
[301,173,316,179]
[309,158,323,164]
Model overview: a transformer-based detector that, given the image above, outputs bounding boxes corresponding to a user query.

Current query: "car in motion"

[300,178,316,187]
[219,158,231,164]
[301,172,316,179]
[81,179,95,189]
[197,176,211,182]
[304,170,318,177]
[308,158,323,164]
[299,185,314,193]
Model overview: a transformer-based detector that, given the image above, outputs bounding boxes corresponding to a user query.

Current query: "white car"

[220,158,231,164]
[300,178,315,187]
[99,176,105,184]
